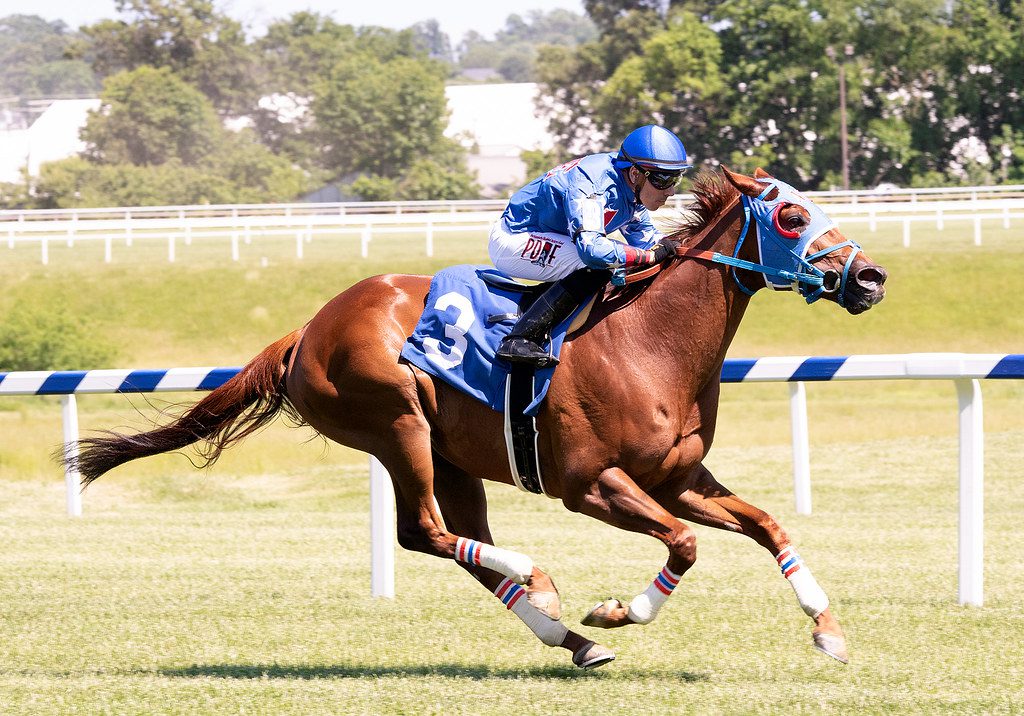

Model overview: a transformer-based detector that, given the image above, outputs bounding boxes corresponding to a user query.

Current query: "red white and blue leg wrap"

[455,537,533,584]
[494,578,527,610]
[776,545,829,618]
[627,565,681,625]
[493,578,567,646]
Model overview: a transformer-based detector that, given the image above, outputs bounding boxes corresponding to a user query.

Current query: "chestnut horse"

[70,168,886,669]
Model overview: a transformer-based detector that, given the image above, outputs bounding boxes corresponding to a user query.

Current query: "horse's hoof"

[581,598,628,628]
[813,631,849,664]
[527,590,562,620]
[572,640,616,669]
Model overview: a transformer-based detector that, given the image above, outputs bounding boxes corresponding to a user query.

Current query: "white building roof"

[0,99,99,184]
[445,82,554,155]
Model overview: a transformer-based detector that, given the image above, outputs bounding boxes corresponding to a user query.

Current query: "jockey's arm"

[618,208,664,251]
[567,191,659,270]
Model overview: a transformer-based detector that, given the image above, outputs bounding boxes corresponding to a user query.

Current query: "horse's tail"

[71,328,305,488]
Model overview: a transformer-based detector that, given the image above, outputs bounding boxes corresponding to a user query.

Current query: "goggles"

[636,165,685,190]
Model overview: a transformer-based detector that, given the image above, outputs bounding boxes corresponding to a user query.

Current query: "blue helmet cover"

[616,125,692,172]
[746,178,839,290]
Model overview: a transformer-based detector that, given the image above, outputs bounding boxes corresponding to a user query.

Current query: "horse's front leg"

[650,463,848,664]
[561,467,698,630]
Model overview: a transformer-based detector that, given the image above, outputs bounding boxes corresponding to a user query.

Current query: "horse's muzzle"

[843,264,887,314]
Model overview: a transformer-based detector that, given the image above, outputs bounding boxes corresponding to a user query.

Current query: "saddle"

[400,265,601,496]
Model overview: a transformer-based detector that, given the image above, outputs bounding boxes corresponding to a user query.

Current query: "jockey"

[490,124,692,367]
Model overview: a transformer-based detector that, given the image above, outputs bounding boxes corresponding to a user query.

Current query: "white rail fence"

[3,353,1020,604]
[3,193,1022,265]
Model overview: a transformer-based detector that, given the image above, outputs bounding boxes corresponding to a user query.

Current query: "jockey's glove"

[651,237,681,263]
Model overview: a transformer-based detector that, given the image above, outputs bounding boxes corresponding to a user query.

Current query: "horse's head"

[722,166,887,314]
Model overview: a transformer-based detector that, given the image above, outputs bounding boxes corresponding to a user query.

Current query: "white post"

[955,379,984,607]
[788,381,812,515]
[369,456,395,598]
[902,218,911,248]
[104,235,112,263]
[231,233,239,261]
[973,216,982,246]
[361,224,371,258]
[1003,206,1010,229]
[936,208,943,231]
[425,221,434,258]
[125,211,132,247]
[61,395,83,517]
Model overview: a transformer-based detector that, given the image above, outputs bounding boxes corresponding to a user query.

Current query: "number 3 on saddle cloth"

[400,265,590,496]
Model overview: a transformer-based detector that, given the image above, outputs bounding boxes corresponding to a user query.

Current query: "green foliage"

[546,0,1024,188]
[0,15,99,96]
[457,10,597,82]
[594,11,723,162]
[82,0,256,112]
[34,145,307,208]
[0,302,116,371]
[347,140,479,201]
[520,148,568,181]
[83,67,221,166]
[314,55,450,177]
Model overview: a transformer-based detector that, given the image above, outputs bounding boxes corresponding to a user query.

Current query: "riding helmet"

[615,125,692,172]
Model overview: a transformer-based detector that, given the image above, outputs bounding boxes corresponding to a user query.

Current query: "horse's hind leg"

[429,453,614,669]
[650,463,848,664]
[560,467,699,630]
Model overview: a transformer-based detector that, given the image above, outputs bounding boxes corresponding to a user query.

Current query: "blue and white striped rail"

[0,367,240,395]
[720,353,1023,382]
[3,352,1022,606]
[3,353,1021,396]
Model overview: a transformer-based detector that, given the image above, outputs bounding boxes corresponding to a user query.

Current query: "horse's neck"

[627,199,752,385]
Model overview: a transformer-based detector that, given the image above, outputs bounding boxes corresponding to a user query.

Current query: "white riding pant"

[488,219,588,283]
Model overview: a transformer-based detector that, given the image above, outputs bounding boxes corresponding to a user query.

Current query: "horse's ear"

[753,167,773,179]
[722,164,770,198]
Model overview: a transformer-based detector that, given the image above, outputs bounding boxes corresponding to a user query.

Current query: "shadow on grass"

[159,662,710,682]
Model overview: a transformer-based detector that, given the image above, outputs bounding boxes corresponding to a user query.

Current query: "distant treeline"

[0,1,1021,208]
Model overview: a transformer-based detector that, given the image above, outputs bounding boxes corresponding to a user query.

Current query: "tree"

[410,19,454,65]
[81,66,221,166]
[314,54,450,176]
[82,0,256,113]
[33,66,307,207]
[591,11,723,164]
[457,10,597,82]
[0,15,98,97]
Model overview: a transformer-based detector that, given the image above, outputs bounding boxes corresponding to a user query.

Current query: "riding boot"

[496,269,610,367]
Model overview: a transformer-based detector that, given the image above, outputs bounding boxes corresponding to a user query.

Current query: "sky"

[6,0,587,43]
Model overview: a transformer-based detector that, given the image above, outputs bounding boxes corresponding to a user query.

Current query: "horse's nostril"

[856,265,887,287]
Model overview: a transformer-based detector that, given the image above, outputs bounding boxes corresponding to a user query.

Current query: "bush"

[0,304,117,371]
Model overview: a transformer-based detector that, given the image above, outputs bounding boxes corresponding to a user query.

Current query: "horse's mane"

[668,170,740,244]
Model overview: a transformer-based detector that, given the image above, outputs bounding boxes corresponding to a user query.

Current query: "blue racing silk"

[500,153,662,269]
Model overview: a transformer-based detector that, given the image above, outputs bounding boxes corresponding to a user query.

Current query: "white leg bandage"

[494,578,568,647]
[627,566,681,625]
[455,537,533,584]
[777,545,829,618]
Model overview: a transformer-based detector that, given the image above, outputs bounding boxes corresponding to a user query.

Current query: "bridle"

[627,179,862,307]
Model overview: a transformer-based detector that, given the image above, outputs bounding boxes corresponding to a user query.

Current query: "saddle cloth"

[400,265,587,416]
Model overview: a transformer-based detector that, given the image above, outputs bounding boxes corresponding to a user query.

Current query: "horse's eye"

[785,214,807,231]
